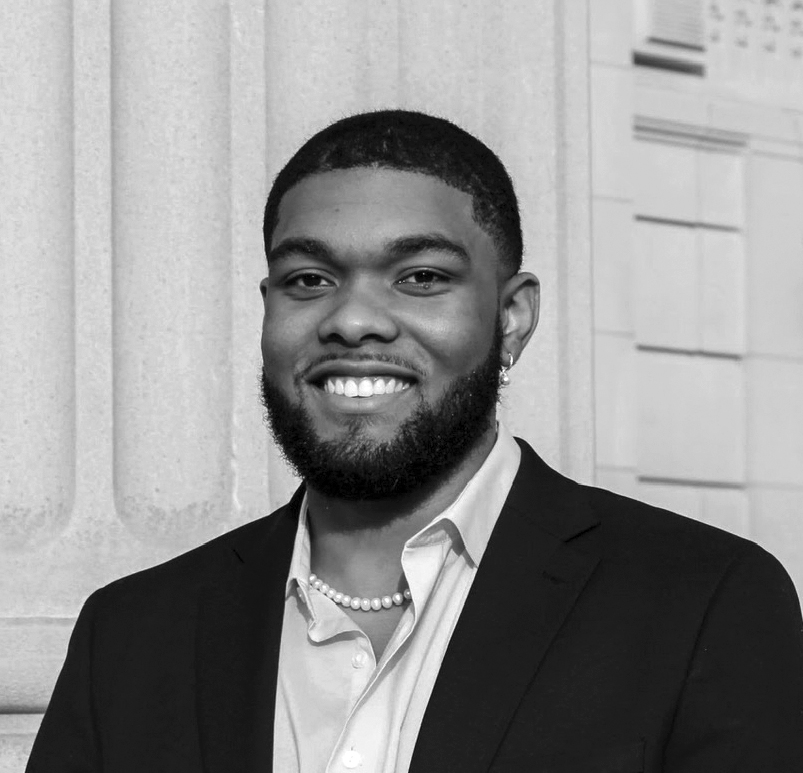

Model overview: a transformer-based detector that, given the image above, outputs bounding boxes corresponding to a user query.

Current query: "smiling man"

[27,111,803,773]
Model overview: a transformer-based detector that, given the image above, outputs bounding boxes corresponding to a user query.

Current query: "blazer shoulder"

[513,437,754,569]
[91,498,298,613]
[578,482,783,584]
[583,482,745,542]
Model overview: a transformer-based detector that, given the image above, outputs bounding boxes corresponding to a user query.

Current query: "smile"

[321,376,414,398]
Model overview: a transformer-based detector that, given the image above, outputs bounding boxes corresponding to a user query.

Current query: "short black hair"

[263,109,523,275]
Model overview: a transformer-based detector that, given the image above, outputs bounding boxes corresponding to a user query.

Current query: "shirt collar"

[286,500,313,598]
[413,421,520,566]
[284,422,521,596]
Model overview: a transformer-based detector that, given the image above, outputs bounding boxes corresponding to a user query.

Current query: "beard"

[260,324,503,501]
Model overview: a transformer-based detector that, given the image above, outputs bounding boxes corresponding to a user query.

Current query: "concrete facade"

[591,3,803,593]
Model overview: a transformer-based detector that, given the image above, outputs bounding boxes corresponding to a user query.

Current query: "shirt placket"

[348,633,375,705]
[325,532,453,773]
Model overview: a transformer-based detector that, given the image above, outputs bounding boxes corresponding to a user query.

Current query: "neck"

[307,423,497,591]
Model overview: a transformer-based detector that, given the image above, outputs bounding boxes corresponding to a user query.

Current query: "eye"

[285,272,335,293]
[396,270,450,292]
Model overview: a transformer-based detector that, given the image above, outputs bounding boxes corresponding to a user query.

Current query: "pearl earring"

[499,352,514,387]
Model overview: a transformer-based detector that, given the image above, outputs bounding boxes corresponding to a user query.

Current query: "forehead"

[271,168,493,257]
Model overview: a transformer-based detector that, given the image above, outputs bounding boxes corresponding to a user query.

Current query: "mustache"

[297,352,426,381]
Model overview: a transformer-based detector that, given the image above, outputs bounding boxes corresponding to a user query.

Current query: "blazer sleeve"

[26,591,102,773]
[663,542,803,772]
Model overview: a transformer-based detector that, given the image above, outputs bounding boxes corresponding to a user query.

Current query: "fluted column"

[0,2,75,763]
[111,0,234,546]
[0,0,75,551]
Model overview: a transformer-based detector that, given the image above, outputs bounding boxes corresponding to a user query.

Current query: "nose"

[317,281,400,346]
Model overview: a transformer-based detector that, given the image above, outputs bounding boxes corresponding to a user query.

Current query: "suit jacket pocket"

[494,739,645,773]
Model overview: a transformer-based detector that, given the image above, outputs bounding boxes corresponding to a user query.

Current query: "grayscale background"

[2,0,802,768]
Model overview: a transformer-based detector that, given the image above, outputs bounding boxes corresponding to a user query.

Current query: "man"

[28,110,803,772]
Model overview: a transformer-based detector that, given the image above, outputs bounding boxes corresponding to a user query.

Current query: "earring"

[499,352,514,387]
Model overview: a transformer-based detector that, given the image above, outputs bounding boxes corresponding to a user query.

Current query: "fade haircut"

[263,110,523,275]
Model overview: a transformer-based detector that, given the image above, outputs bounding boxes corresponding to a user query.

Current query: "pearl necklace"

[308,573,411,612]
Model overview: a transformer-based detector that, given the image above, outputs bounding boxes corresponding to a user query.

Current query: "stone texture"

[592,198,634,335]
[746,358,803,487]
[632,222,745,356]
[592,4,803,605]
[633,138,696,223]
[751,487,803,593]
[699,230,746,355]
[634,84,708,128]
[747,153,803,359]
[0,715,38,773]
[594,332,637,469]
[589,0,632,66]
[637,351,746,484]
[591,65,634,199]
[633,220,698,350]
[0,621,71,711]
[111,0,234,547]
[594,467,639,499]
[230,0,273,518]
[699,149,744,228]
[0,0,75,552]
[700,488,750,538]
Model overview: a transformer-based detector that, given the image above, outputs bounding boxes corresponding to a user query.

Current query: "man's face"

[260,167,505,499]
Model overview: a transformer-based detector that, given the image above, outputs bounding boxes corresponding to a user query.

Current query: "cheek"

[415,304,498,372]
[260,310,305,374]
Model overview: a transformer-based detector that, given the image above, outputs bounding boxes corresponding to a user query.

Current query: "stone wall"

[591,0,803,590]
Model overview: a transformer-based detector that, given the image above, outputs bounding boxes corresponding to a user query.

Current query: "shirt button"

[342,749,362,769]
[351,651,367,669]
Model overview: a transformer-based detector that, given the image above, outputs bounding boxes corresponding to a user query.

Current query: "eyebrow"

[384,234,470,264]
[268,233,471,266]
[267,237,333,265]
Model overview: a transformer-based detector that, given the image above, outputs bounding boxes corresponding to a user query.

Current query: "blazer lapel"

[410,441,601,773]
[195,489,303,773]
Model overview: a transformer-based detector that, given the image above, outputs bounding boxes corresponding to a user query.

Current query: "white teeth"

[323,376,413,397]
[358,378,373,397]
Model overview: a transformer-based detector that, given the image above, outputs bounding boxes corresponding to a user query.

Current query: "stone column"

[111,0,234,547]
[0,2,75,766]
[0,1,75,552]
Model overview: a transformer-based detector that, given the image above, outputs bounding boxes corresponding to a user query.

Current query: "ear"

[498,271,539,363]
[259,276,269,300]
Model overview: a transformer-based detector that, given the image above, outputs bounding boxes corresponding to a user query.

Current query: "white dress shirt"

[273,424,522,773]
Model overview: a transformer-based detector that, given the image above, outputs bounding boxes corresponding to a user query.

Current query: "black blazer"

[27,440,803,772]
